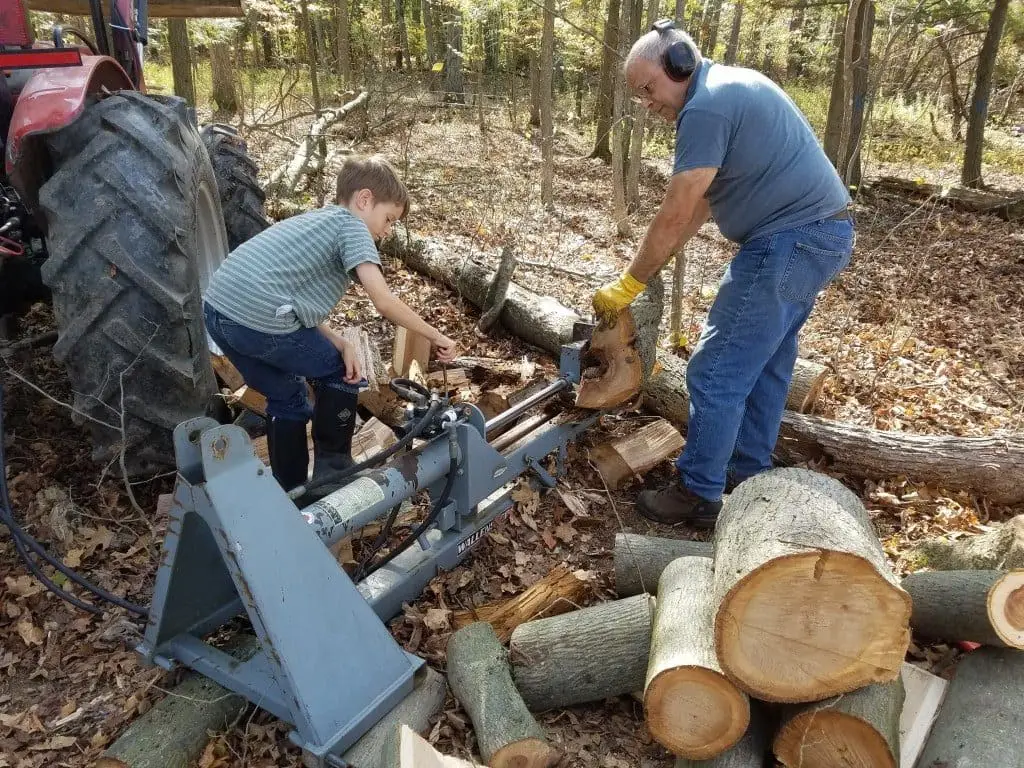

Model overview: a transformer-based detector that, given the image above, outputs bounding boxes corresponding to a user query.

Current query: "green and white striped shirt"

[204,205,381,334]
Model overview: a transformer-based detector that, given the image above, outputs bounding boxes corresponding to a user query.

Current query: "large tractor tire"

[39,92,230,476]
[200,124,269,250]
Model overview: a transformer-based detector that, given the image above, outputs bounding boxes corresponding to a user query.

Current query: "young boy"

[203,154,458,492]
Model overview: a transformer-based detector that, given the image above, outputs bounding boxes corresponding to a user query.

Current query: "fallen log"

[646,557,749,759]
[447,622,560,768]
[902,569,1024,649]
[772,678,905,768]
[915,647,1024,768]
[592,419,684,490]
[613,533,713,598]
[509,593,654,712]
[673,701,774,768]
[452,565,591,642]
[911,515,1024,570]
[712,468,911,702]
[869,175,1024,221]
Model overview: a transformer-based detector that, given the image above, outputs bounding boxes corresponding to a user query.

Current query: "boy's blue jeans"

[677,215,854,500]
[203,303,363,422]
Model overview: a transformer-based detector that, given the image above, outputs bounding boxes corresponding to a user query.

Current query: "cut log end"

[645,666,750,759]
[991,571,1024,647]
[774,710,897,768]
[715,551,911,702]
[490,738,561,768]
[574,310,642,409]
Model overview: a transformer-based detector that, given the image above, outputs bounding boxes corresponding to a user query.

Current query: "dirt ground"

[1,100,1023,767]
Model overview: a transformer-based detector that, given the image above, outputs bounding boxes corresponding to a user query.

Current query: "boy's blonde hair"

[336,154,410,218]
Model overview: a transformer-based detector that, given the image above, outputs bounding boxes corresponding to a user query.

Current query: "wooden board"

[231,385,267,417]
[400,724,479,767]
[393,326,432,378]
[899,662,949,768]
[27,0,244,17]
[211,355,245,391]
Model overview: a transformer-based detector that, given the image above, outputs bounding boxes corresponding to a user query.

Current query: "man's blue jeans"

[677,215,854,500]
[203,303,362,422]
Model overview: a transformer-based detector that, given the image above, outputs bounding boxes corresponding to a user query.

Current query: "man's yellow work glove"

[592,272,646,324]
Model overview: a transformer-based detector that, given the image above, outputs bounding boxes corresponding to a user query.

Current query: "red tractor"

[0,0,267,475]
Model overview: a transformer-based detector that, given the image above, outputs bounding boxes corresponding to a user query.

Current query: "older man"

[593,20,853,528]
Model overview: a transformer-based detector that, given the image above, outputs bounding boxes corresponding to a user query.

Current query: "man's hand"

[434,334,459,362]
[593,272,646,323]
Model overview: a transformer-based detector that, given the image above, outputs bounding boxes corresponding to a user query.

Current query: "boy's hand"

[434,334,459,363]
[339,340,363,384]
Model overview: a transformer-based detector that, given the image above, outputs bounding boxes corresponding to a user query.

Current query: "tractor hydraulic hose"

[0,382,149,617]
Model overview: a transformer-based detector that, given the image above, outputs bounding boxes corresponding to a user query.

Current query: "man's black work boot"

[310,387,359,486]
[636,483,723,529]
[267,417,310,492]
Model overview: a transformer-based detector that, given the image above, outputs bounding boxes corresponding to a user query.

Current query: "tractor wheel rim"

[196,179,229,295]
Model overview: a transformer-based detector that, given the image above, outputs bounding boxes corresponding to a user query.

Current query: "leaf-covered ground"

[2,96,1022,767]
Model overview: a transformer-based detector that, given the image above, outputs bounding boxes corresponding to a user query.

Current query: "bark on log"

[910,515,1024,570]
[646,354,1024,505]
[772,678,905,768]
[902,569,1024,650]
[674,701,774,768]
[915,647,1024,768]
[712,468,911,702]
[341,666,448,768]
[509,594,655,711]
[446,623,560,768]
[614,533,713,598]
[646,558,749,759]
[870,175,1024,221]
[592,419,684,489]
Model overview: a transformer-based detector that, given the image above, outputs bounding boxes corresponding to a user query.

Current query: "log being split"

[915,647,1024,768]
[613,533,713,598]
[646,558,749,759]
[509,593,654,711]
[772,678,905,768]
[574,309,643,409]
[592,419,684,490]
[446,622,560,768]
[902,569,1024,649]
[712,468,911,702]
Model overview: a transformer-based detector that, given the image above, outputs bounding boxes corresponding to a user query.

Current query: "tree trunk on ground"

[646,557,750,759]
[869,176,1024,221]
[341,667,448,768]
[442,5,465,104]
[902,570,1024,650]
[336,0,352,84]
[168,19,195,106]
[962,0,1010,188]
[675,701,774,768]
[712,468,911,702]
[911,515,1024,570]
[447,623,560,768]
[509,594,655,711]
[614,533,713,598]
[772,679,905,768]
[591,0,621,162]
[916,647,1024,767]
[210,42,238,114]
[539,0,555,208]
[723,2,743,65]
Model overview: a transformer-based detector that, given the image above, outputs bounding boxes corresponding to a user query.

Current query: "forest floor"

[1,92,1023,767]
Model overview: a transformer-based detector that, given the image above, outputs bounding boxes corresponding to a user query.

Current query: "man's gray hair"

[624,26,702,74]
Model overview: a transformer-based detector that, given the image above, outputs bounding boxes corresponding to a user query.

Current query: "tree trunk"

[612,0,631,236]
[380,0,393,68]
[299,0,322,116]
[395,0,411,70]
[902,570,1024,650]
[674,0,684,23]
[823,11,847,166]
[509,594,655,711]
[674,701,774,768]
[167,19,195,106]
[938,32,967,141]
[592,419,684,490]
[911,515,1024,570]
[786,6,805,81]
[701,0,723,57]
[422,0,437,65]
[529,53,541,127]
[447,623,560,768]
[442,5,465,104]
[712,468,911,702]
[591,0,621,162]
[962,0,1010,188]
[772,679,905,768]
[614,533,713,598]
[337,0,352,84]
[843,0,874,188]
[723,2,742,66]
[539,0,555,209]
[210,42,238,114]
[646,557,750,759]
[626,0,657,211]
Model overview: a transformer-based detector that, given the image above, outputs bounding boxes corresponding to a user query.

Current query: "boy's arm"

[354,263,458,359]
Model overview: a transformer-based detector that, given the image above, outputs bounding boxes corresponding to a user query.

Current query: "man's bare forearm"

[628,199,710,283]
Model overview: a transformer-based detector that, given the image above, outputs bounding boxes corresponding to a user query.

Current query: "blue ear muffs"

[652,18,697,81]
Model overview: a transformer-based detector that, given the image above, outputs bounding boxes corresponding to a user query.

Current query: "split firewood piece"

[510,593,654,711]
[645,557,749,759]
[772,678,905,768]
[211,354,245,391]
[393,325,433,378]
[231,385,268,417]
[592,419,684,490]
[342,325,385,392]
[674,700,774,768]
[351,417,398,463]
[899,662,949,768]
[574,309,642,409]
[910,514,1024,570]
[452,566,590,643]
[713,468,911,702]
[915,647,1024,767]
[902,569,1024,649]
[614,533,713,597]
[786,359,828,413]
[476,242,517,336]
[399,724,480,767]
[446,622,560,768]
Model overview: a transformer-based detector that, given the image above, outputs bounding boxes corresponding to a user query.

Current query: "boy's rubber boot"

[266,416,310,492]
[310,387,359,489]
